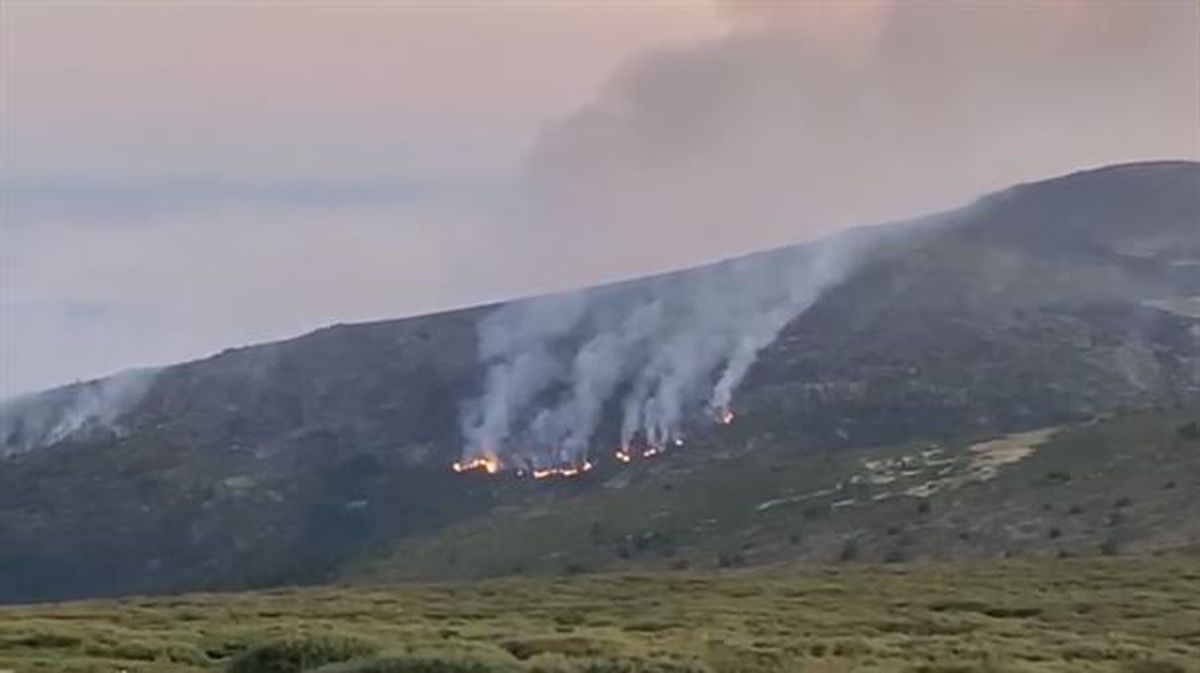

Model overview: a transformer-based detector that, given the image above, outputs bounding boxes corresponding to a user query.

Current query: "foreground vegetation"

[1,555,1197,673]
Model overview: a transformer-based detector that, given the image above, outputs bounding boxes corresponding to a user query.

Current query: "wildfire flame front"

[532,460,595,479]
[452,456,501,474]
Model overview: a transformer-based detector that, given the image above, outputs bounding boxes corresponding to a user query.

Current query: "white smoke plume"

[459,0,1198,469]
[460,229,869,468]
[0,367,158,455]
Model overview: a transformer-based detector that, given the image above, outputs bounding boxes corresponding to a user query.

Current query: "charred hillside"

[1,161,1197,603]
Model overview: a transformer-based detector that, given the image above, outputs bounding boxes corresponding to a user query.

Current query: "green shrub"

[1120,660,1188,673]
[1175,421,1199,440]
[905,665,1016,673]
[228,633,379,673]
[980,606,1041,619]
[313,652,521,673]
[705,640,788,673]
[525,653,576,673]
[577,658,709,673]
[501,636,614,660]
[10,630,82,649]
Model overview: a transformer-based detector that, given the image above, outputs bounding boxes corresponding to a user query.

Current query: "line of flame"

[456,422,708,478]
[531,460,594,479]
[451,456,501,474]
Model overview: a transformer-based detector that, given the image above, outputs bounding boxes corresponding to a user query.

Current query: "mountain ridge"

[1,160,1197,603]
[11,159,1192,408]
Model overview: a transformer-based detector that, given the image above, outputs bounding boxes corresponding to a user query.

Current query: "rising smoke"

[459,228,876,469]
[0,368,158,455]
[459,0,1198,470]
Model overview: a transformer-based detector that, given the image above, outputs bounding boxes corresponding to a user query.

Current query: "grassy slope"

[345,409,1200,582]
[1,556,1197,672]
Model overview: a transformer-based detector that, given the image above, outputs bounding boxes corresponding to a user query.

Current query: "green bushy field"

[1,555,1197,673]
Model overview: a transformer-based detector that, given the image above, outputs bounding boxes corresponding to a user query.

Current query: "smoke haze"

[520,0,1197,261]
[2,0,1195,409]
[459,0,1199,467]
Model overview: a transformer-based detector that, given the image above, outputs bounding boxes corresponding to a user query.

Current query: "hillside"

[1,161,1197,603]
[349,409,1200,582]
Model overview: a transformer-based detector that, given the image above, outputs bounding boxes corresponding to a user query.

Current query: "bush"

[1175,421,1199,440]
[228,634,379,673]
[317,653,709,673]
[905,666,1014,673]
[314,653,520,673]
[501,636,611,660]
[837,539,860,563]
[1120,661,1187,673]
[578,658,709,673]
[715,552,746,569]
[12,630,82,649]
[525,653,575,673]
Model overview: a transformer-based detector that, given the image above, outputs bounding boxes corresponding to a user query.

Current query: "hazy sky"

[2,0,1197,394]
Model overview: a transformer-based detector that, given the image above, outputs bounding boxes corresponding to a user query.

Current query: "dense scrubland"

[2,555,1197,673]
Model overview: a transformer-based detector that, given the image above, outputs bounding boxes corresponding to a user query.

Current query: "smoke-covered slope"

[1,161,1197,603]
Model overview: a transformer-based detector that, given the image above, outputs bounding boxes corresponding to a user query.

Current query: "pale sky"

[2,0,1197,394]
[0,1,727,394]
[2,2,725,181]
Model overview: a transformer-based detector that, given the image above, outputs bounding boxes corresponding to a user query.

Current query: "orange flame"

[532,460,594,479]
[614,449,632,463]
[452,456,501,474]
[717,408,735,425]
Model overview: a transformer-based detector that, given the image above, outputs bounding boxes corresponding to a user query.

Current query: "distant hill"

[1,161,1197,603]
